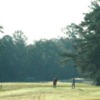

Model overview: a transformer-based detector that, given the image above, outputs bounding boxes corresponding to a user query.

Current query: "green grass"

[0,82,100,100]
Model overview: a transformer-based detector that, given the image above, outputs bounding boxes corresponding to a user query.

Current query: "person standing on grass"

[72,78,75,89]
[53,77,58,88]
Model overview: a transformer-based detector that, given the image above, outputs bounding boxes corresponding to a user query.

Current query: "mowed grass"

[0,82,100,100]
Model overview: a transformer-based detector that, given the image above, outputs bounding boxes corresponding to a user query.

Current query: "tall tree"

[63,0,100,85]
[13,30,28,80]
[0,35,16,81]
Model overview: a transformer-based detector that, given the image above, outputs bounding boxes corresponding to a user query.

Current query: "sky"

[0,0,92,43]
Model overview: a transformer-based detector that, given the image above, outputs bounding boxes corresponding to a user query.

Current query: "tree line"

[0,30,79,82]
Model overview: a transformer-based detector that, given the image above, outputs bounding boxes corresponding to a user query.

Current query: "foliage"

[63,0,100,85]
[0,32,79,81]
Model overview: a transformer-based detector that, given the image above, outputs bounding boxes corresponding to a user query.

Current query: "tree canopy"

[0,31,79,82]
[63,0,100,85]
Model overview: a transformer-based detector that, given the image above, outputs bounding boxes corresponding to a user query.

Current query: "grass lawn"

[0,82,100,100]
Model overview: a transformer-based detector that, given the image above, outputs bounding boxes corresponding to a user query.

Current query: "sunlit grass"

[0,82,100,100]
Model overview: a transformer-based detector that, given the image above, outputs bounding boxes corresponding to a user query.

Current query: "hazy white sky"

[0,0,92,43]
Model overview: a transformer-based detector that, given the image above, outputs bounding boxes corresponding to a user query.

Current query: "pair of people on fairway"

[53,77,76,89]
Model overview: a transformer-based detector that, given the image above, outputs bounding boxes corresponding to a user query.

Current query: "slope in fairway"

[0,82,100,100]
